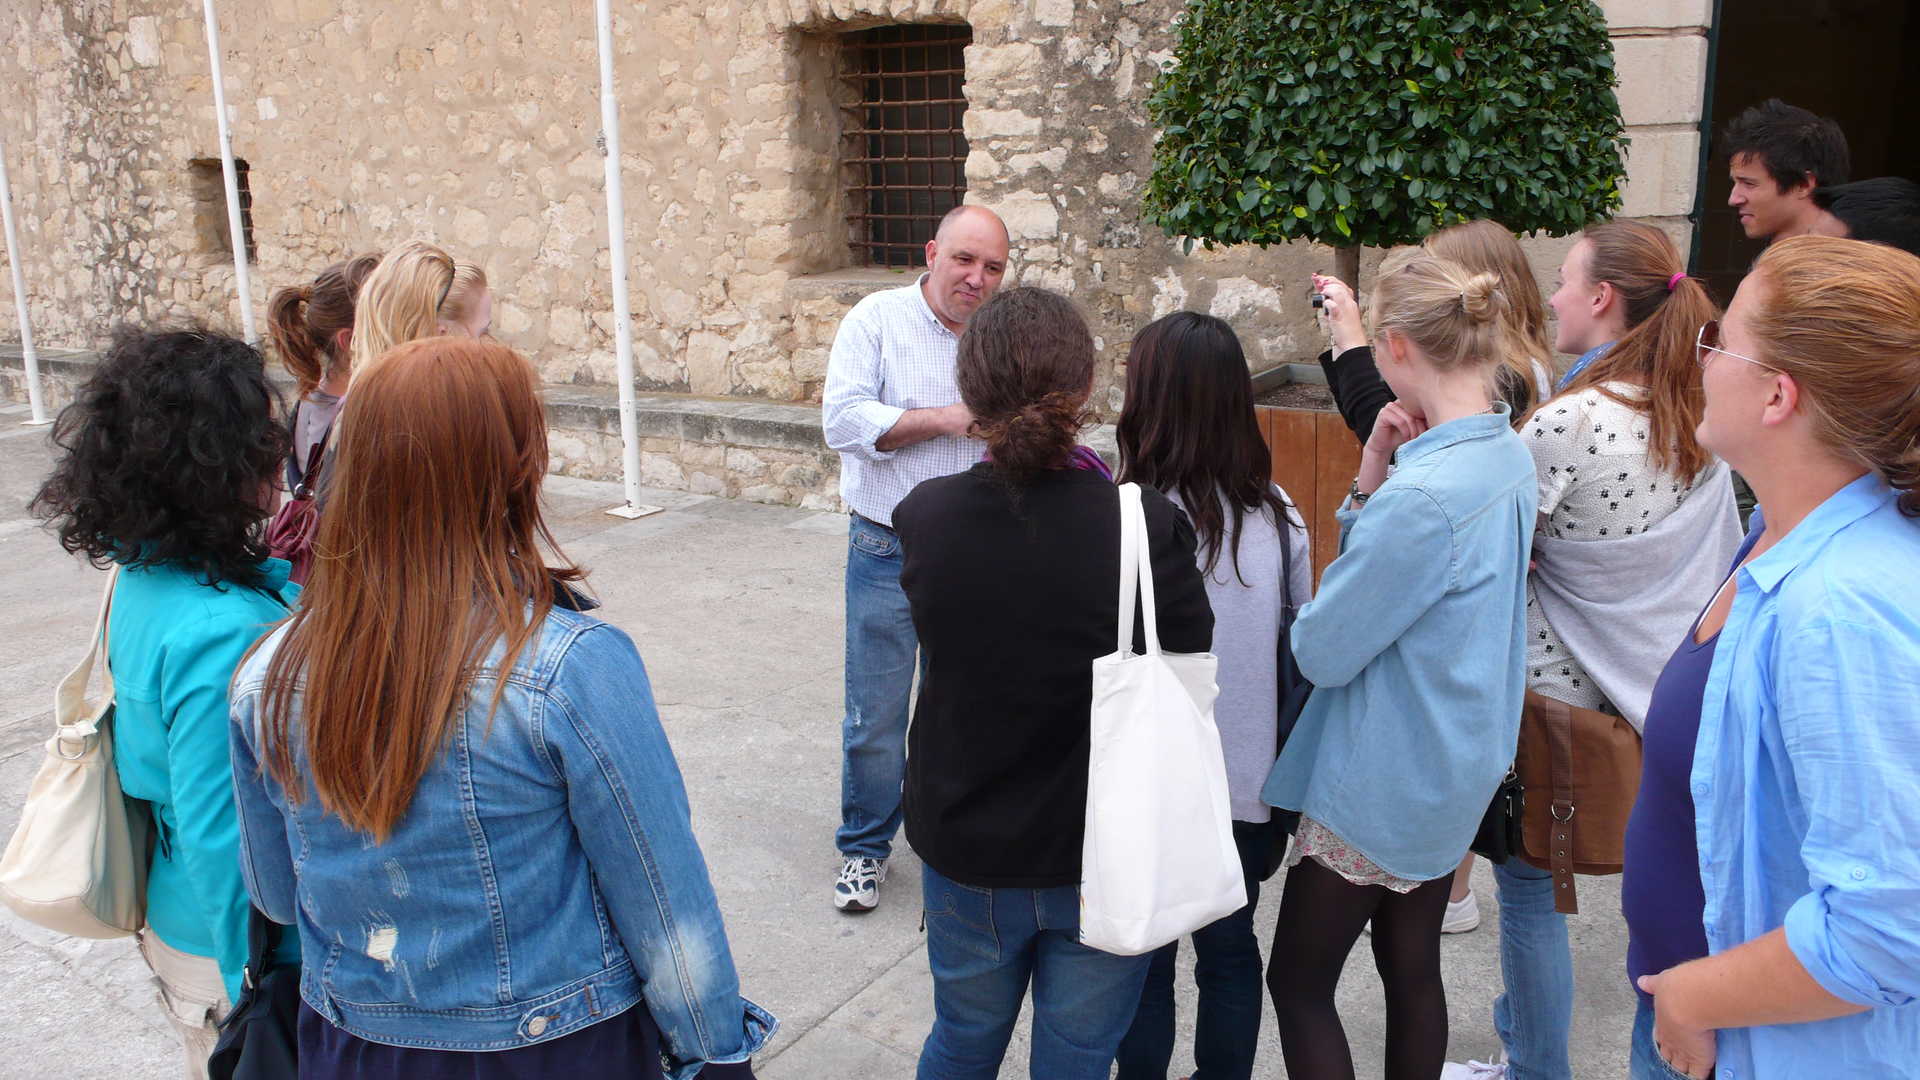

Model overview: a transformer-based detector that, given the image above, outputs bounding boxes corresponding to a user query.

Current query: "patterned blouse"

[1523,382,1704,712]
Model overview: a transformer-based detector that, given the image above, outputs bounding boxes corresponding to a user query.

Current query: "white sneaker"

[834,856,887,912]
[1439,1056,1509,1079]
[1442,890,1481,934]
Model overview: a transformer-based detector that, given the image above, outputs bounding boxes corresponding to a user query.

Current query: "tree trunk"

[1335,244,1362,294]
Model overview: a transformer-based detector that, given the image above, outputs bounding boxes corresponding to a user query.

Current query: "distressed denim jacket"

[229,596,775,1076]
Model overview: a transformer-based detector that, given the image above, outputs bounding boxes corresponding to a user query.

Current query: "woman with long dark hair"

[1111,312,1310,1080]
[893,288,1213,1079]
[228,336,771,1077]
[30,327,298,1078]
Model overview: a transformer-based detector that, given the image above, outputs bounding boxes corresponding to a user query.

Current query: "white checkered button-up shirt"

[822,276,986,527]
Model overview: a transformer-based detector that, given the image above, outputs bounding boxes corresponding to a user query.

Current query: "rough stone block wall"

[2,0,1710,456]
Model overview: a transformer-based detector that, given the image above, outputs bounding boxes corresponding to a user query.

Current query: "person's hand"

[1638,970,1717,1079]
[1312,272,1367,355]
[1364,401,1428,459]
[944,403,978,438]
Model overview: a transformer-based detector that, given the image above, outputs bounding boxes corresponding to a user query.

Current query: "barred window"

[188,157,256,263]
[841,24,972,270]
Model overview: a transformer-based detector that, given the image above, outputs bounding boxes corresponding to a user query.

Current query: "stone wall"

[2,0,1711,433]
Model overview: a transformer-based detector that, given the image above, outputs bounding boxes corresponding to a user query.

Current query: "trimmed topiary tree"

[1144,0,1629,286]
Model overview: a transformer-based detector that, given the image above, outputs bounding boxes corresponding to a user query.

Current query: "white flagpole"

[594,0,657,519]
[0,140,50,425]
[201,0,256,344]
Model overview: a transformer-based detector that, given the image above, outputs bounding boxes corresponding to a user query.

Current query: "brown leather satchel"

[1515,691,1643,914]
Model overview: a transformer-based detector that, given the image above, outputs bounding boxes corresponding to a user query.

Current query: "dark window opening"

[841,24,971,270]
[189,157,256,263]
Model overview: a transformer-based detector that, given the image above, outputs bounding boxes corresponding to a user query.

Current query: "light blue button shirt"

[1693,474,1920,1078]
[1262,408,1536,881]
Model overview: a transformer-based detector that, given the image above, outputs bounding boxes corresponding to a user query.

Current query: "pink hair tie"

[1666,272,1687,292]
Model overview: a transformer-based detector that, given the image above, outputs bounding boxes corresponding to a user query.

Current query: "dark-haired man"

[1721,99,1850,243]
[1809,177,1920,257]
[821,204,1010,912]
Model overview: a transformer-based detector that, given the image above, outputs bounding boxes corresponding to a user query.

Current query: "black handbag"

[206,906,300,1080]
[1261,499,1313,879]
[1469,765,1526,865]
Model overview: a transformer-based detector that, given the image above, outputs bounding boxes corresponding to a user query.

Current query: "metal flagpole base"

[19,418,52,427]
[604,503,664,519]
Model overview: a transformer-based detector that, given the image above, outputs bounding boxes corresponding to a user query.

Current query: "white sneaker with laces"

[1438,1055,1509,1079]
[1442,889,1481,934]
[834,856,888,912]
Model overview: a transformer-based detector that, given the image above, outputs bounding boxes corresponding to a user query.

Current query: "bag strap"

[1541,694,1581,914]
[1114,483,1161,656]
[1276,493,1300,624]
[240,905,283,991]
[54,565,120,740]
[290,416,336,500]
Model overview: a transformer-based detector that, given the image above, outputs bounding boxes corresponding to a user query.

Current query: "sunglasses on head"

[1695,320,1770,371]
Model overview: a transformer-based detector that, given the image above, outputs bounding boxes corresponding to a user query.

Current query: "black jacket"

[893,463,1214,888]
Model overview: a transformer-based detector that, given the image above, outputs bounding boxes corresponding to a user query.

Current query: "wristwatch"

[1348,478,1372,506]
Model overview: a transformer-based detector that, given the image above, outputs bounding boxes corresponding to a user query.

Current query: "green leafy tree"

[1144,0,1628,286]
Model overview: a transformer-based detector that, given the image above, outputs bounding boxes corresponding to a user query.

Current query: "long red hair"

[258,336,583,839]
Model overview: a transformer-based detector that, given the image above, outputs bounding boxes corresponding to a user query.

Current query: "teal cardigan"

[108,558,298,1003]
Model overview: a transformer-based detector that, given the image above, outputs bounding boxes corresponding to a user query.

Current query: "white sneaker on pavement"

[834,856,887,912]
[1442,889,1481,934]
[1438,1055,1509,1078]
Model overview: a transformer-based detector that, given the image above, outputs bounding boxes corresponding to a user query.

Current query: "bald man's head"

[922,205,1011,332]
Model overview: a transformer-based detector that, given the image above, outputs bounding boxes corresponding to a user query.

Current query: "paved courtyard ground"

[0,404,1635,1077]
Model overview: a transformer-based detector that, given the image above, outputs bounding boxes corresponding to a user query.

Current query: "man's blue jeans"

[1491,858,1574,1080]
[1114,821,1267,1080]
[918,864,1153,1080]
[837,513,919,860]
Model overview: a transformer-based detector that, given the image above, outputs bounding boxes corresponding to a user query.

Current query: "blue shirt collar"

[912,273,956,337]
[258,557,292,593]
[1556,341,1614,392]
[1394,404,1514,466]
[1741,471,1894,593]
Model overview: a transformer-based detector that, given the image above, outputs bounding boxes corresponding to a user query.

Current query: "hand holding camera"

[1311,272,1368,357]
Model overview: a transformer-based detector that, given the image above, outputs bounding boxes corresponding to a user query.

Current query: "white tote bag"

[0,566,151,938]
[1080,483,1245,956]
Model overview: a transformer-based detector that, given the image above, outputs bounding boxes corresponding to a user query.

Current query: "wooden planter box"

[1255,367,1362,580]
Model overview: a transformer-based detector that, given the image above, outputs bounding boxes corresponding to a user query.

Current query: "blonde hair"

[1368,248,1512,377]
[349,240,489,379]
[1747,236,1920,515]
[1424,220,1552,414]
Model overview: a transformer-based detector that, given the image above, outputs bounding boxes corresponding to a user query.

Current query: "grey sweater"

[1170,487,1313,822]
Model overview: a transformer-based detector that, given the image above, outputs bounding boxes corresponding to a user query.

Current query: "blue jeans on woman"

[918,864,1152,1080]
[838,513,920,860]
[1114,821,1267,1080]
[1491,858,1574,1080]
[1630,994,1703,1079]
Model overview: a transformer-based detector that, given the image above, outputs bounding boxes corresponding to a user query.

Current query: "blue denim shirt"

[1693,475,1920,1078]
[228,600,774,1076]
[1262,409,1536,881]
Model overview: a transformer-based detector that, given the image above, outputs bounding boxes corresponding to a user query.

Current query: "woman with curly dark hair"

[30,326,298,1079]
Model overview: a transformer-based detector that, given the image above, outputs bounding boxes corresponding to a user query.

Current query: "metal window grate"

[841,24,971,269]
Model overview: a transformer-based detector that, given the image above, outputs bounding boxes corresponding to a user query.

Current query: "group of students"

[30,239,772,1078]
[823,100,1920,1080]
[18,95,1920,1080]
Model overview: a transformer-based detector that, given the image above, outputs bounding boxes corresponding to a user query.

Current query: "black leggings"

[1266,856,1454,1080]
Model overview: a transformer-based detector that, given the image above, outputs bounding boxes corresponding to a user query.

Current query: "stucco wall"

[2,0,1708,417]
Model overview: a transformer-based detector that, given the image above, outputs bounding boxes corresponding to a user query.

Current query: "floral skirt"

[1282,816,1424,893]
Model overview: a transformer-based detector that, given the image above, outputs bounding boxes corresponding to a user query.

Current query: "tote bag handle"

[1114,483,1162,657]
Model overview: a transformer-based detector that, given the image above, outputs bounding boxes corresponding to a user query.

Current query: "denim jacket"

[228,597,775,1076]
[1262,408,1536,881]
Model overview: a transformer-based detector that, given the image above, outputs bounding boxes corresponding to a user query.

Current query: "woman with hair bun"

[892,287,1213,1079]
[266,253,380,495]
[1629,236,1920,1080]
[1261,251,1536,1080]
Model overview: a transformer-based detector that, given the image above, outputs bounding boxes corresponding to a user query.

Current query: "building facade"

[1,0,1710,503]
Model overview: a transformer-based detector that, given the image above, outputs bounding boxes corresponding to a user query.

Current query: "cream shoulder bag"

[0,566,152,937]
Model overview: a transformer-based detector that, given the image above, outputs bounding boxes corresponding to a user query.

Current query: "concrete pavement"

[0,406,1635,1078]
